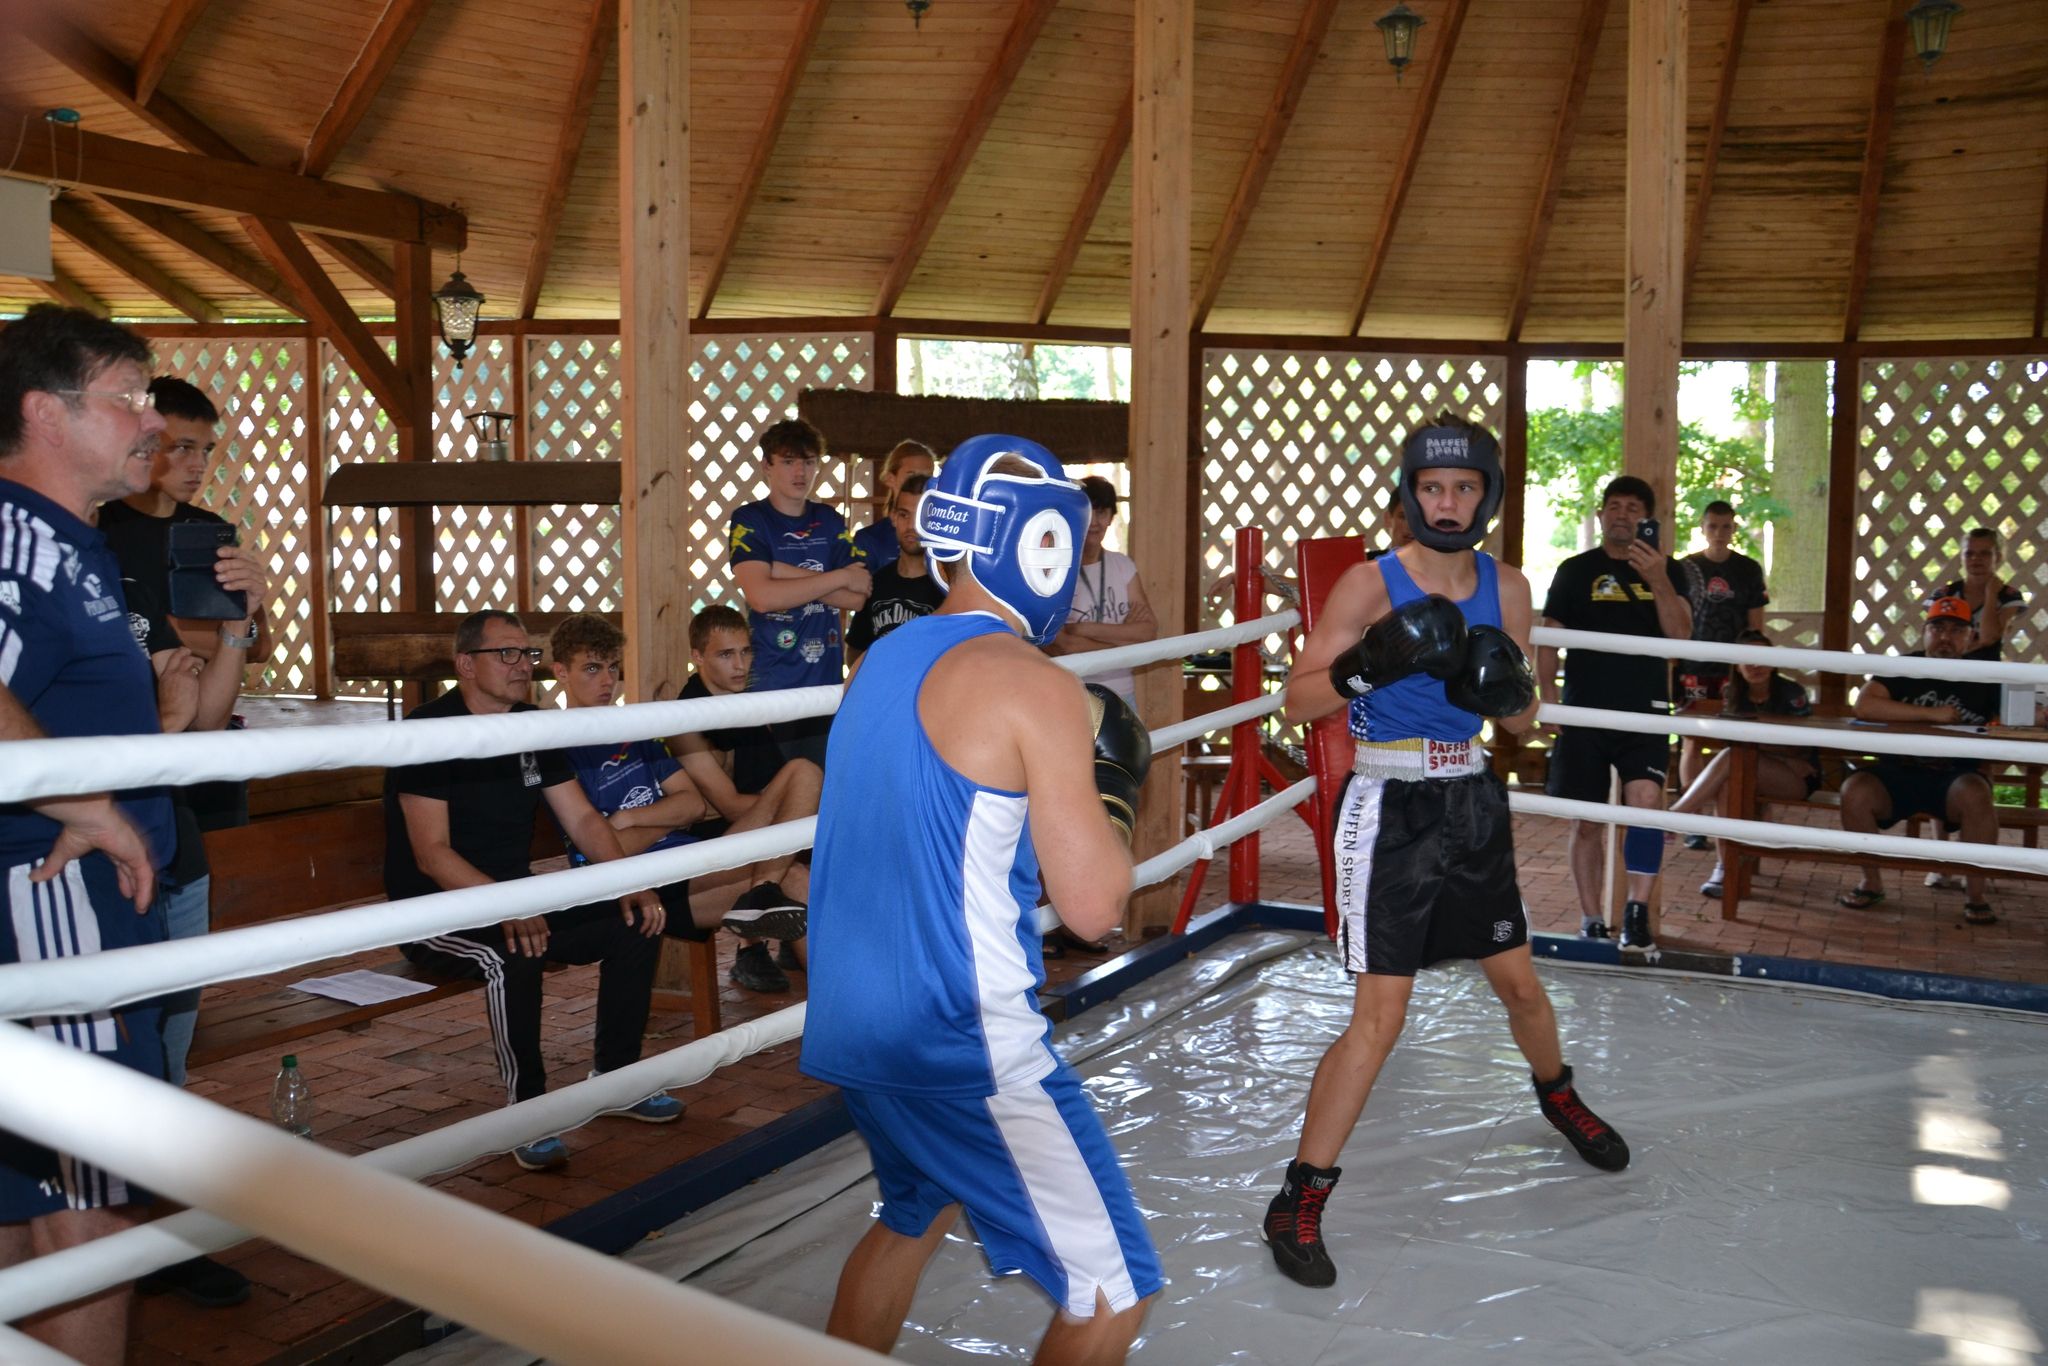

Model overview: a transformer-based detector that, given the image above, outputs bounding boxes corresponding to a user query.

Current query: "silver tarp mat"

[404,932,2048,1364]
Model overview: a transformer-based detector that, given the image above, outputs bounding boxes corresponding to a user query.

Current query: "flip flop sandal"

[1836,886,1885,910]
[1964,903,1997,926]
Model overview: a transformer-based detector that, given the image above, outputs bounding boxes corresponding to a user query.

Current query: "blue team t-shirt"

[727,498,864,692]
[562,737,696,857]
[0,477,174,874]
[851,518,897,573]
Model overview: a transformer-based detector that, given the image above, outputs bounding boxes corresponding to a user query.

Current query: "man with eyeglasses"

[0,305,174,1362]
[383,610,675,1172]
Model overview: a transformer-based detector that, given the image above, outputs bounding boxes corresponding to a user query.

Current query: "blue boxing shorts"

[842,1062,1162,1319]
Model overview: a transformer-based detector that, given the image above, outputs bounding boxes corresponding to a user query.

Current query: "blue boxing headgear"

[919,434,1090,645]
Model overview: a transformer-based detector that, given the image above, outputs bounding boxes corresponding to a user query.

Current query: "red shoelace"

[1548,1087,1608,1144]
[1292,1183,1332,1243]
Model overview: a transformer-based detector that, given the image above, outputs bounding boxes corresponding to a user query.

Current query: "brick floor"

[128,799,2045,1362]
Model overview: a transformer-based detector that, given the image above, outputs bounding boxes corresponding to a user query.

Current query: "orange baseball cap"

[1926,596,1973,624]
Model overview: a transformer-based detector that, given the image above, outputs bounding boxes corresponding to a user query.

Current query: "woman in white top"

[1045,476,1157,708]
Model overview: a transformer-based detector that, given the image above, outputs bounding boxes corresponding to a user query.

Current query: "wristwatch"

[219,621,260,650]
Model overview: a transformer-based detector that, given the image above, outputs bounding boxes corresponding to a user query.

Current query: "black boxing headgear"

[1397,422,1504,553]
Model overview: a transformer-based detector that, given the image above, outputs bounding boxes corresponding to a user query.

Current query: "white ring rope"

[0,1022,875,1365]
[1533,625,2048,686]
[1539,702,2048,765]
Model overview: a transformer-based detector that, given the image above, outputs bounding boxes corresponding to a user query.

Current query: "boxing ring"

[1,534,2046,1363]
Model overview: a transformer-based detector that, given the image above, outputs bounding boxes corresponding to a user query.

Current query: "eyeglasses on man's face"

[54,389,158,413]
[463,646,543,666]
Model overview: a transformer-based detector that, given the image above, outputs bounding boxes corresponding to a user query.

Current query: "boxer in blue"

[801,435,1160,1362]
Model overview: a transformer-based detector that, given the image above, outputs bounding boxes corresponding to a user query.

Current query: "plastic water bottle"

[271,1055,313,1137]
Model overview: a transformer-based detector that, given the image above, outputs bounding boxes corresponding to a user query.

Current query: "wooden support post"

[617,0,691,705]
[393,242,436,623]
[1502,353,1527,566]
[1127,0,1192,936]
[304,324,334,700]
[1820,352,1860,712]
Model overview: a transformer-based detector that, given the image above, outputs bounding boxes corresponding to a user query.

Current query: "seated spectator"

[673,605,822,994]
[548,613,806,947]
[385,610,673,1172]
[1667,629,1819,897]
[1045,475,1157,708]
[1930,527,2025,659]
[847,472,944,664]
[851,439,936,569]
[1837,597,2001,923]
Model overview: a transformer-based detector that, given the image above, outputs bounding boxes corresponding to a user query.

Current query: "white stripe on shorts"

[985,1083,1142,1318]
[1334,777,1387,975]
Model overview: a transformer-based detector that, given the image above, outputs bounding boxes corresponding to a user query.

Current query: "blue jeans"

[158,874,211,1086]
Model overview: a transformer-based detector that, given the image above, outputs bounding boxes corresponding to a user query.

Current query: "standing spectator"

[850,439,936,570]
[727,418,869,769]
[1667,629,1819,898]
[673,606,822,994]
[847,473,945,664]
[1046,476,1157,708]
[1930,527,2025,659]
[386,611,672,1172]
[0,305,173,1364]
[1837,597,2011,923]
[1673,500,1769,838]
[1537,475,1692,952]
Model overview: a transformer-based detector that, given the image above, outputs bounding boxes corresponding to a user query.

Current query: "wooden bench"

[189,802,721,1068]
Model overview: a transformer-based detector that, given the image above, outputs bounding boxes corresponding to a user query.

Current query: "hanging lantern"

[1375,2,1426,83]
[432,267,485,371]
[1905,0,1962,71]
[906,0,932,30]
[465,410,515,462]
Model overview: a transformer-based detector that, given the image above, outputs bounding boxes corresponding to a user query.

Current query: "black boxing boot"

[1535,1065,1630,1172]
[1262,1159,1341,1287]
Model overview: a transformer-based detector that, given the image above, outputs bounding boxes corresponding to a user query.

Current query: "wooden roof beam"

[252,221,411,419]
[2034,155,2048,339]
[1347,0,1471,335]
[696,0,825,321]
[1842,15,1905,344]
[1192,0,1338,330]
[1031,88,1132,326]
[870,0,1061,317]
[25,271,109,316]
[1684,0,1751,304]
[1506,0,1609,342]
[92,194,303,314]
[134,0,217,106]
[524,0,619,320]
[50,196,223,322]
[299,0,438,179]
[312,234,397,298]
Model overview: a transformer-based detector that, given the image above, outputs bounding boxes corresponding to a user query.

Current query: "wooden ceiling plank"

[1842,16,1905,344]
[27,18,242,161]
[312,234,398,298]
[1506,0,1610,342]
[1032,89,1132,326]
[252,220,411,418]
[870,0,1062,318]
[1192,0,1338,330]
[50,196,224,322]
[93,194,303,313]
[524,0,619,320]
[1346,0,1472,336]
[1683,0,1751,304]
[696,0,825,321]
[299,0,439,179]
[134,0,218,106]
[26,271,109,316]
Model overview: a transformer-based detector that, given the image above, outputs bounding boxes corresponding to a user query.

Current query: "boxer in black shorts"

[1261,416,1629,1291]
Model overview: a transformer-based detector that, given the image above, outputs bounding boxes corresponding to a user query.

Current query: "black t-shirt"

[1542,547,1690,713]
[1867,653,2000,773]
[678,673,785,837]
[382,688,574,901]
[847,563,946,656]
[1679,550,1769,673]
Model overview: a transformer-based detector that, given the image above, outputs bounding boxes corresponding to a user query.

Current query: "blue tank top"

[800,611,1057,1098]
[1348,551,1502,744]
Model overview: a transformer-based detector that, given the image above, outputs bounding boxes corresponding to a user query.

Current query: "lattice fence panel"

[164,338,314,694]
[1199,349,1506,589]
[320,341,403,700]
[431,338,519,613]
[1854,356,2047,658]
[525,336,622,624]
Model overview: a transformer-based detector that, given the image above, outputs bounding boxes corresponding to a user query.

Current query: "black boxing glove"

[1328,594,1468,700]
[1086,683,1152,842]
[1443,623,1536,718]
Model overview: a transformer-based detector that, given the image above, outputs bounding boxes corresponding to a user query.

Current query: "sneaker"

[776,940,803,973]
[1261,1160,1341,1287]
[1579,917,1611,940]
[1699,865,1725,898]
[1682,833,1709,851]
[137,1255,252,1309]
[617,1092,683,1123]
[1620,900,1657,953]
[1926,870,1966,891]
[513,1136,568,1171]
[730,942,791,994]
[1534,1066,1630,1171]
[721,882,808,942]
